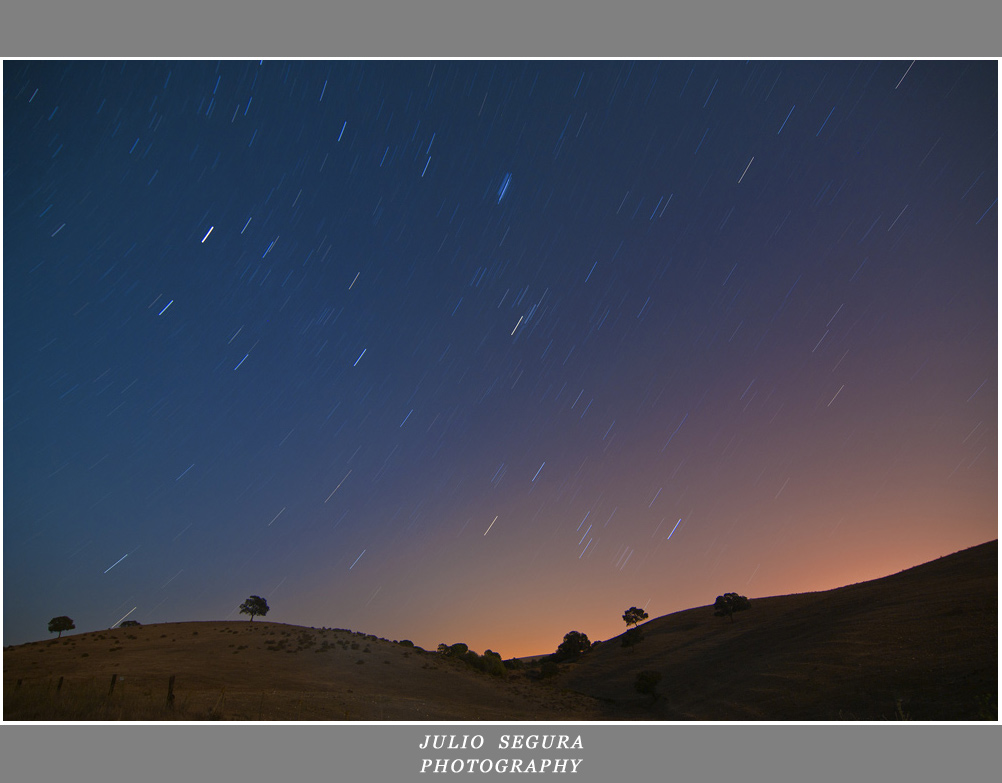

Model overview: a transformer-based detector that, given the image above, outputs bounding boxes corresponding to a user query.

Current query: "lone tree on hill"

[48,616,75,638]
[552,631,591,662]
[713,592,751,622]
[120,620,141,627]
[239,595,269,621]
[623,606,649,628]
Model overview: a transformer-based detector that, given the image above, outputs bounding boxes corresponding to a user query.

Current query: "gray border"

[0,1,1000,57]
[2,1,999,782]
[1,724,1001,782]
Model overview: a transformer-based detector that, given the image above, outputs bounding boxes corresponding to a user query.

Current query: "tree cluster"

[436,642,507,677]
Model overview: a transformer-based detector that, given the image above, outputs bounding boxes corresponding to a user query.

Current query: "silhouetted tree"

[713,592,751,622]
[120,620,141,627]
[623,606,649,628]
[635,671,663,704]
[239,595,269,621]
[48,616,75,638]
[552,631,591,662]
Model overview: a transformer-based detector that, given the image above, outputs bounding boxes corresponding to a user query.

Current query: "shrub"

[621,627,644,651]
[480,650,507,678]
[635,671,662,703]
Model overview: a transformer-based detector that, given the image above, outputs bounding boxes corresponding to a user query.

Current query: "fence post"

[166,675,176,710]
[108,673,117,696]
[57,676,64,693]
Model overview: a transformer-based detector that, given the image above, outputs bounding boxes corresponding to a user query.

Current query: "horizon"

[7,538,997,655]
[4,60,997,660]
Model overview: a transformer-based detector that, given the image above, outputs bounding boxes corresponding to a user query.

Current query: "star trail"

[3,60,997,657]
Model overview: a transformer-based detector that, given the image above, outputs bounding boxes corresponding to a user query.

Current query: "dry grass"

[4,541,996,721]
[557,540,998,721]
[4,624,603,721]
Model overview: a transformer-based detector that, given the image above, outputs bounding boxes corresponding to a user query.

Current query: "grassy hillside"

[4,540,996,721]
[558,539,997,720]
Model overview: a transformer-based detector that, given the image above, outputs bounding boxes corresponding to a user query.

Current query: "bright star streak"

[532,461,545,482]
[737,156,754,183]
[828,384,845,407]
[113,607,137,627]
[325,470,352,502]
[777,105,795,134]
[103,554,128,574]
[895,60,915,89]
[349,550,366,570]
[667,519,681,540]
[484,515,498,536]
[201,226,214,243]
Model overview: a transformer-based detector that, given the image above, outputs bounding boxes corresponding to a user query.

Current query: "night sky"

[3,60,997,658]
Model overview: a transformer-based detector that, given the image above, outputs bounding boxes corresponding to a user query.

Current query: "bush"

[635,671,662,703]
[437,642,470,659]
[621,627,644,650]
[480,650,507,678]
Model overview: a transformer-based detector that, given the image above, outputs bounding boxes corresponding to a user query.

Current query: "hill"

[4,540,996,720]
[559,540,997,720]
